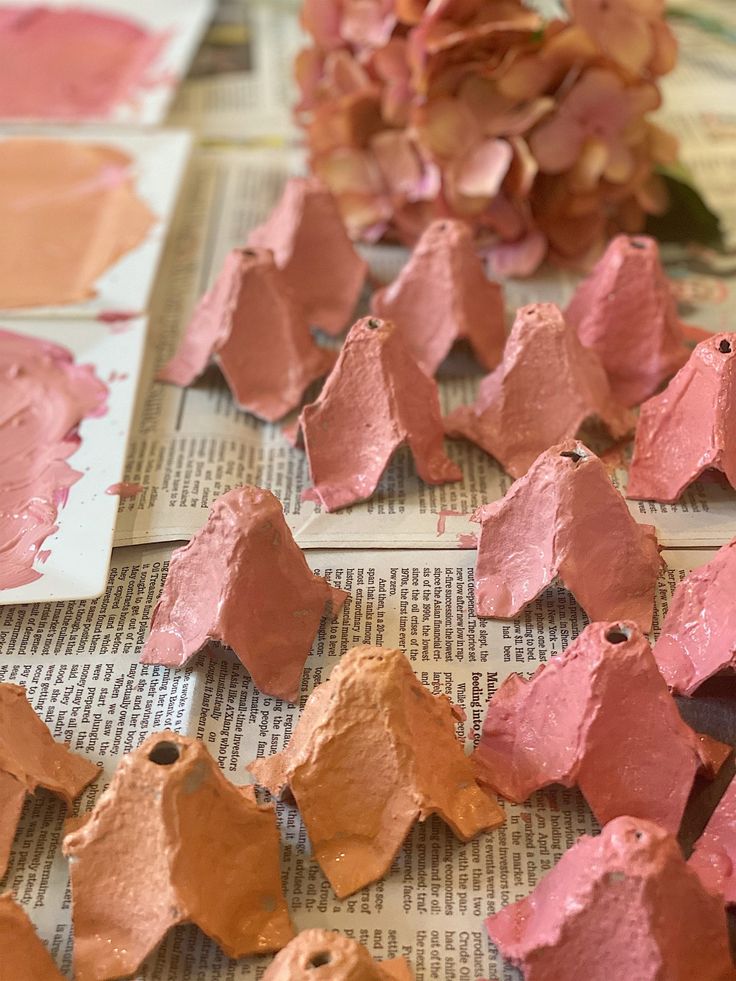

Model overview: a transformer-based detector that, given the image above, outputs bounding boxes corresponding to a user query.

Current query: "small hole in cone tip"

[719,339,732,354]
[560,450,585,463]
[148,740,181,766]
[308,951,332,968]
[367,318,382,330]
[605,625,631,644]
[242,248,256,257]
[635,830,643,840]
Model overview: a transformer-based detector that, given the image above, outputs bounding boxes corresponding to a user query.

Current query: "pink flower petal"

[568,137,610,192]
[486,229,547,278]
[294,48,324,112]
[372,130,441,201]
[301,0,342,49]
[506,136,538,197]
[314,147,386,196]
[341,0,397,50]
[415,96,480,160]
[455,138,513,198]
[569,0,653,75]
[603,143,635,184]
[529,116,583,173]
[649,18,678,75]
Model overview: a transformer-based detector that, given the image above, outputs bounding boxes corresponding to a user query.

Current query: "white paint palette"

[0,318,147,605]
[0,127,192,318]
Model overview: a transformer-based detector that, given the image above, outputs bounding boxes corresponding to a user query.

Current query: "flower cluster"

[295,0,679,276]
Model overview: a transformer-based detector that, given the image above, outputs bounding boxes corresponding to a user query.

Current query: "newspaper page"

[661,1,736,116]
[111,145,736,551]
[167,2,304,144]
[0,543,710,979]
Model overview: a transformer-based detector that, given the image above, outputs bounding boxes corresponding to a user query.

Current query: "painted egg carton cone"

[249,646,505,899]
[690,775,736,906]
[297,317,462,511]
[0,893,66,980]
[0,682,98,878]
[63,731,294,981]
[565,234,690,407]
[472,440,662,630]
[263,929,413,980]
[157,247,335,422]
[653,538,736,695]
[487,816,735,981]
[627,333,736,503]
[140,486,348,702]
[472,621,724,834]
[247,176,367,337]
[446,302,634,477]
[371,218,506,376]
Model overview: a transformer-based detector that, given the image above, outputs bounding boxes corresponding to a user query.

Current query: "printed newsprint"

[166,1,304,145]
[111,146,736,551]
[0,545,707,979]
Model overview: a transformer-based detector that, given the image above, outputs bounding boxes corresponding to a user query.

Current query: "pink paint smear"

[0,329,108,589]
[97,311,138,330]
[456,533,478,549]
[106,482,143,499]
[0,6,167,120]
[435,508,467,536]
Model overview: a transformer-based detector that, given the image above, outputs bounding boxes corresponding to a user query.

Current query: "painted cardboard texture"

[565,234,689,407]
[249,646,505,899]
[446,302,633,477]
[472,441,662,629]
[63,732,294,981]
[371,218,505,376]
[248,176,367,336]
[487,816,735,981]
[299,317,462,511]
[141,486,348,701]
[473,621,706,833]
[0,682,98,877]
[627,333,736,504]
[157,247,334,422]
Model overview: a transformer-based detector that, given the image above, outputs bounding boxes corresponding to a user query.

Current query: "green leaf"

[645,167,724,248]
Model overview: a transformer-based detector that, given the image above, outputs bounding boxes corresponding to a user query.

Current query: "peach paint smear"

[0,137,155,309]
[0,328,108,589]
[0,6,166,120]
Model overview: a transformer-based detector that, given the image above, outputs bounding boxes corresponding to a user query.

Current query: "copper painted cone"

[63,731,294,980]
[0,683,98,878]
[263,928,413,980]
[249,646,504,899]
[0,893,66,980]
